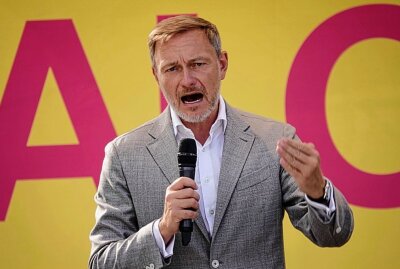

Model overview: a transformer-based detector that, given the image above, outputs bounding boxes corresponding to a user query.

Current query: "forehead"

[154,29,216,63]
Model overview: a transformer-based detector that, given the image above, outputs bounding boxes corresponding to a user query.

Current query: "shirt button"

[209,209,215,215]
[204,177,209,183]
[211,260,220,268]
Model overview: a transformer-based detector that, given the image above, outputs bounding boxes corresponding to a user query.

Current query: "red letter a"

[0,20,116,221]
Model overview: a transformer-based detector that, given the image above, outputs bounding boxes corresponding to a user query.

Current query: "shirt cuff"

[305,181,336,222]
[152,219,175,258]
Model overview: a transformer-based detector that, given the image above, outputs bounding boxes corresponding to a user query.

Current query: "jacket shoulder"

[106,111,169,152]
[233,108,296,140]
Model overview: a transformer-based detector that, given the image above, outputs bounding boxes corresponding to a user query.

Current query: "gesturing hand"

[159,177,200,244]
[276,138,326,199]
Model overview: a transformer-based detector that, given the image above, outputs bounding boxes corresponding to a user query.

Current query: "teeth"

[181,93,203,104]
[184,99,201,104]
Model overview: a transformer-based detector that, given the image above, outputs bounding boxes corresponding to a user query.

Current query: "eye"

[165,66,177,73]
[194,62,205,67]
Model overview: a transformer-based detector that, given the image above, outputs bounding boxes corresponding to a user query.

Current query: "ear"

[219,51,228,80]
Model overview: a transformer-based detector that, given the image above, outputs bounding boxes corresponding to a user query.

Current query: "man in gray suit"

[89,16,353,269]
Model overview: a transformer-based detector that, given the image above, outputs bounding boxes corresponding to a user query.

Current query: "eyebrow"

[190,56,211,63]
[159,56,212,72]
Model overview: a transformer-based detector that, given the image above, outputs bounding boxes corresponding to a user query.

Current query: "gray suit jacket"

[89,104,353,269]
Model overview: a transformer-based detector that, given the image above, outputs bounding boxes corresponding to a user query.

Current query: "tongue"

[182,93,203,104]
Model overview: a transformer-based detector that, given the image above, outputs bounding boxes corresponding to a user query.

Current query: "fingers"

[276,139,306,173]
[159,177,200,242]
[276,138,320,179]
[167,177,200,201]
[276,138,325,198]
[165,177,200,215]
[172,209,200,223]
[276,139,319,169]
[169,176,198,191]
[279,156,302,179]
[169,196,199,212]
[284,138,315,156]
[159,205,199,243]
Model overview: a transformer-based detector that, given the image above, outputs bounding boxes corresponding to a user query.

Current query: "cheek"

[198,70,218,85]
[160,77,180,96]
[159,76,173,89]
[204,74,220,91]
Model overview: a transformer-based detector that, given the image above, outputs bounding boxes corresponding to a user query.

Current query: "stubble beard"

[164,87,220,123]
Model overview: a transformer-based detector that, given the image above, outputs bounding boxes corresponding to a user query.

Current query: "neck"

[181,105,219,145]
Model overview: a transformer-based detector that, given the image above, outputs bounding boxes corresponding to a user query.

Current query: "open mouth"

[181,93,204,104]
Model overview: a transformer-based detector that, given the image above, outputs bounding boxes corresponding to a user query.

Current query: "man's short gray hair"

[148,15,222,66]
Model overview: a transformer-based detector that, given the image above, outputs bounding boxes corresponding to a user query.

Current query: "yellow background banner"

[0,0,399,268]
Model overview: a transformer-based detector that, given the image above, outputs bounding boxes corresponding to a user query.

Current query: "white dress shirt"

[152,96,335,258]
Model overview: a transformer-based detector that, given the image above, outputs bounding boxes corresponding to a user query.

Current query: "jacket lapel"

[146,108,179,185]
[212,105,255,239]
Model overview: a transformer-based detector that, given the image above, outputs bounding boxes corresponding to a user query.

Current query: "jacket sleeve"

[89,142,167,269]
[280,124,354,247]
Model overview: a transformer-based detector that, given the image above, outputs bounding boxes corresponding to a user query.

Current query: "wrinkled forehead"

[154,29,208,51]
[154,29,215,64]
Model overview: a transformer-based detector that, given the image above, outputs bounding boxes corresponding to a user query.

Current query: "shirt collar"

[170,95,227,140]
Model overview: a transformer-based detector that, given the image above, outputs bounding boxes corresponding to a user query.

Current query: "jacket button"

[211,259,220,268]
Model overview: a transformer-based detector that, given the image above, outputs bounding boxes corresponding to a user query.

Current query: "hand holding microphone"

[158,138,198,246]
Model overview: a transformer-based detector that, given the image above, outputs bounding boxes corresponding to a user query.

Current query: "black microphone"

[177,138,197,246]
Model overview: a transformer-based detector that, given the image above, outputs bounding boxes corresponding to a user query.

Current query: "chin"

[176,109,213,123]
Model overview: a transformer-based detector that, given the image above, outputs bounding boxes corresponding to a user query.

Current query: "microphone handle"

[179,166,195,178]
[179,166,195,246]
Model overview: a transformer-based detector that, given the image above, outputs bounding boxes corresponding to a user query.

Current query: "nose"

[181,67,197,88]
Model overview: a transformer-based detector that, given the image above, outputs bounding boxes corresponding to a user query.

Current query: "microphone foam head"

[178,138,196,154]
[178,138,197,166]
